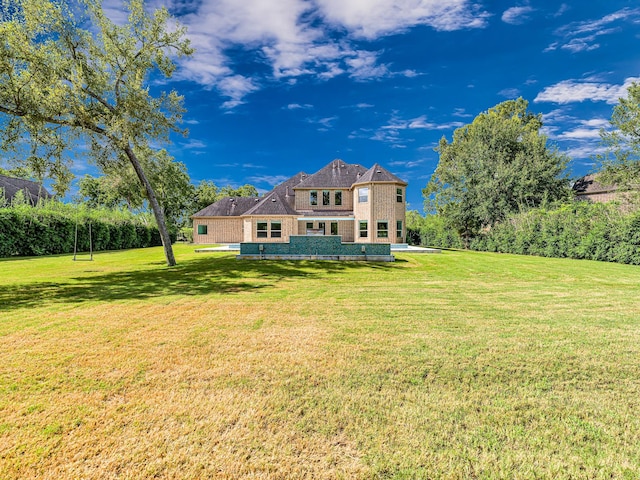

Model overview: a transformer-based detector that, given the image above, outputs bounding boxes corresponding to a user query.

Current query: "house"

[192,160,408,245]
[572,174,619,203]
[0,174,52,205]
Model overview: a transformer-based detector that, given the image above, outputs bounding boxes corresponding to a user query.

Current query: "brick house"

[192,160,407,244]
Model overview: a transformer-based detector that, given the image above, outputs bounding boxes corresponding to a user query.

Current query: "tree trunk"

[124,144,177,266]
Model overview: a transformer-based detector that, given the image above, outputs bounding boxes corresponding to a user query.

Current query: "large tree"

[599,82,640,189]
[424,98,569,246]
[0,0,192,266]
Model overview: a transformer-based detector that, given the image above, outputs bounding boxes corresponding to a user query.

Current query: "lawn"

[1,245,639,479]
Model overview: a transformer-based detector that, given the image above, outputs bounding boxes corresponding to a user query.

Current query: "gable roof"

[294,160,369,189]
[573,174,617,195]
[0,174,52,205]
[243,191,298,216]
[193,196,260,217]
[353,163,408,186]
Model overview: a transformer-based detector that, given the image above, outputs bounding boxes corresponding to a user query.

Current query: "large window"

[322,190,330,206]
[257,221,268,238]
[310,190,318,206]
[397,187,403,203]
[270,221,282,238]
[335,190,342,206]
[358,187,369,203]
[330,222,338,236]
[397,220,403,239]
[377,221,389,238]
[359,221,368,238]
[197,224,207,235]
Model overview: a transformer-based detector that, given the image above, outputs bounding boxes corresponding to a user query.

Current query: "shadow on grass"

[0,254,398,311]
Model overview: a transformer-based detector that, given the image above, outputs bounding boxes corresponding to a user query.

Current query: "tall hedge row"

[471,202,640,265]
[0,203,167,257]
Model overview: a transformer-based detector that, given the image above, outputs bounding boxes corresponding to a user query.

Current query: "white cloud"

[534,77,640,104]
[181,139,207,149]
[501,6,535,25]
[548,7,640,53]
[285,103,314,110]
[137,0,490,109]
[498,87,521,98]
[246,174,291,186]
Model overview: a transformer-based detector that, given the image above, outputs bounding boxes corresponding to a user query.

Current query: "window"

[377,221,389,238]
[359,221,368,238]
[318,222,325,234]
[257,221,268,238]
[397,220,403,239]
[306,222,314,230]
[358,187,369,203]
[397,187,403,203]
[323,190,330,206]
[330,222,338,236]
[310,190,318,206]
[197,224,207,235]
[335,190,342,206]
[270,221,282,238]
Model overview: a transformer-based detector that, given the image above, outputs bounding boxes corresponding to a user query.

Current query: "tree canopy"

[599,82,640,189]
[0,0,193,265]
[424,98,569,245]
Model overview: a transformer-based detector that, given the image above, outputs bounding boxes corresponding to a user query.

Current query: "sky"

[68,0,640,210]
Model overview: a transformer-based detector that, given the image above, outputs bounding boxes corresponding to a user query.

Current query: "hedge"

[0,203,171,257]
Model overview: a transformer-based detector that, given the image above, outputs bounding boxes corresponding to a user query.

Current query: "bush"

[0,201,165,257]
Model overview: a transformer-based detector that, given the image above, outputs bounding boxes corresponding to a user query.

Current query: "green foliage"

[425,98,570,245]
[0,0,193,266]
[599,82,640,189]
[0,200,165,257]
[405,210,462,248]
[472,201,640,265]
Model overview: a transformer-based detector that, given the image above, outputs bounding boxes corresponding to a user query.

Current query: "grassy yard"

[1,245,639,479]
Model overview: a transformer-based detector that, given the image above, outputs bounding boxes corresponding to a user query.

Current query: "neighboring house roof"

[354,163,408,186]
[0,174,52,205]
[294,160,369,189]
[573,174,617,196]
[193,196,260,217]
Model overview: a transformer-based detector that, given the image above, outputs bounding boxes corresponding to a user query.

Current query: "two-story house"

[192,160,407,245]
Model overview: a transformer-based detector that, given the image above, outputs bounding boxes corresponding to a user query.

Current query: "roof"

[243,191,299,216]
[353,163,408,186]
[0,174,52,205]
[294,160,369,189]
[192,196,260,217]
[573,174,617,195]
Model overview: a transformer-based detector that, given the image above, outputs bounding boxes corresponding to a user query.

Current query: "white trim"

[296,217,354,221]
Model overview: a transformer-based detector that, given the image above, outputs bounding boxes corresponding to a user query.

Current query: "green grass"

[1,245,640,478]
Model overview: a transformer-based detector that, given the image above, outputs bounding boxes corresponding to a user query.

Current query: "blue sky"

[100,1,640,210]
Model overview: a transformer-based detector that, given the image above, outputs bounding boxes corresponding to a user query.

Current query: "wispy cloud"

[135,0,490,109]
[546,7,640,53]
[285,103,314,110]
[246,174,291,186]
[535,77,640,104]
[502,6,535,25]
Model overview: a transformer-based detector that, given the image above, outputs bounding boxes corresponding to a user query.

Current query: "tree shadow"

[0,254,398,311]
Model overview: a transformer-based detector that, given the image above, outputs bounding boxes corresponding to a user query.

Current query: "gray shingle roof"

[353,163,408,186]
[0,174,52,205]
[192,196,260,217]
[243,191,298,216]
[573,174,617,195]
[294,160,369,189]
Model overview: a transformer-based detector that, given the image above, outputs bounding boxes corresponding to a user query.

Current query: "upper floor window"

[310,190,318,206]
[322,190,330,206]
[358,187,369,203]
[397,188,403,203]
[335,190,342,206]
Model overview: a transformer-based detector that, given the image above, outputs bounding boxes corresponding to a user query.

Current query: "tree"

[0,0,193,266]
[599,82,640,189]
[192,181,259,214]
[424,98,569,246]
